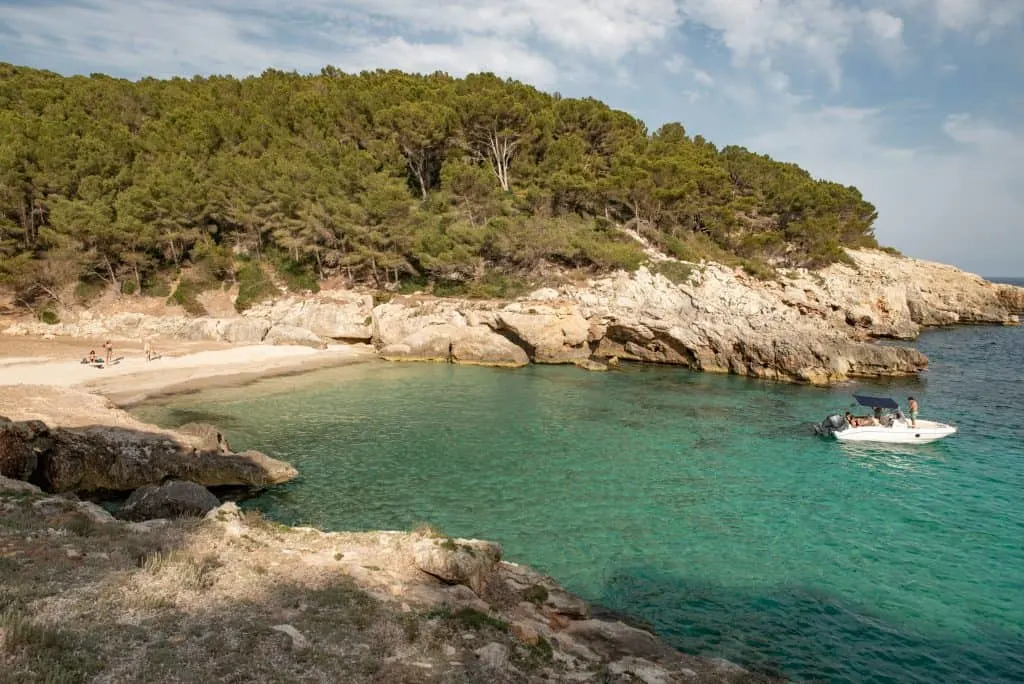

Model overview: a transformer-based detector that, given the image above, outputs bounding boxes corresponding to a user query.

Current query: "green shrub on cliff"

[0,62,884,308]
[234,261,278,312]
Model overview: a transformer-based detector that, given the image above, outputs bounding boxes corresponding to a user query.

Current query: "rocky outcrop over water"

[369,249,1022,383]
[4,249,1021,384]
[0,390,297,493]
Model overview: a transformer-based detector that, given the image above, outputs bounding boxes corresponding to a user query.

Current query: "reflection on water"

[838,442,948,474]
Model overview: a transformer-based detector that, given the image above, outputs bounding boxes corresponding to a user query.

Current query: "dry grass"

[0,493,553,684]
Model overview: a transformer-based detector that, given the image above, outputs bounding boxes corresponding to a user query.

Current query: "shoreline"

[0,335,378,407]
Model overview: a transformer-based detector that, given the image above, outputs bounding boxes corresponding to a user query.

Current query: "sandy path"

[0,336,376,405]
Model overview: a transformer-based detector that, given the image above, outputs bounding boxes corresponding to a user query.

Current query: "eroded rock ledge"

[5,249,1022,385]
[0,480,774,683]
[0,386,296,493]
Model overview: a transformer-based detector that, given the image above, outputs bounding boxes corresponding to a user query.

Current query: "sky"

[1,0,1022,276]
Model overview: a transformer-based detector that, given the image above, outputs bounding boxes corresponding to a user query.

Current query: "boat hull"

[833,419,957,444]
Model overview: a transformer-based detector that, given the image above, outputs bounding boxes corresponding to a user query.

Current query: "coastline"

[0,335,377,407]
[0,337,769,683]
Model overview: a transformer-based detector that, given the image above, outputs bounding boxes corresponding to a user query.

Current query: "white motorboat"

[814,395,957,444]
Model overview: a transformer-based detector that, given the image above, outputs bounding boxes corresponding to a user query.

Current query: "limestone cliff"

[4,249,1021,385]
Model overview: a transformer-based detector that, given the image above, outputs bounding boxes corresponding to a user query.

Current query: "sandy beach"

[0,335,376,406]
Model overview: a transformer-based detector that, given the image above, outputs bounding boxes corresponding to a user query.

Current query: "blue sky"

[1,0,1022,275]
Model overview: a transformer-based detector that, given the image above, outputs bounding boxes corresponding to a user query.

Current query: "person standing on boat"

[907,397,919,427]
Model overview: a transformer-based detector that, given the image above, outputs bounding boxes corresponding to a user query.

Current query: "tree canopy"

[0,62,880,309]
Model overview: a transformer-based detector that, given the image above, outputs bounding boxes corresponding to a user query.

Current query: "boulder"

[0,419,37,481]
[176,422,232,453]
[412,536,503,597]
[0,474,41,494]
[494,306,591,363]
[608,657,673,684]
[116,480,221,521]
[264,325,322,347]
[29,424,297,493]
[381,324,529,368]
[564,620,678,662]
[184,318,226,341]
[222,318,271,344]
[76,501,116,524]
[372,300,466,347]
[474,643,509,671]
[277,298,374,340]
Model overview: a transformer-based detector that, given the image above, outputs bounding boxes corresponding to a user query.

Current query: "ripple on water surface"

[133,325,1024,683]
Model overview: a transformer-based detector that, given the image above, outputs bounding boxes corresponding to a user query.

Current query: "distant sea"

[134,313,1024,682]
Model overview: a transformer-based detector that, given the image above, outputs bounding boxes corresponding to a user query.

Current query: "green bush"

[272,252,320,294]
[74,280,105,304]
[38,308,59,325]
[169,278,211,316]
[235,261,277,312]
[121,280,137,295]
[141,273,172,297]
[650,260,695,285]
[432,272,532,300]
[740,258,777,281]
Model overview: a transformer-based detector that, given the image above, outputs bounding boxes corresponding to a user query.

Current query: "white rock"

[271,624,308,650]
[474,642,509,671]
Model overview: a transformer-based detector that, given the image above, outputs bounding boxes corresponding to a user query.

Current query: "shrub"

[271,252,320,294]
[38,308,60,325]
[234,261,277,312]
[740,258,777,281]
[169,278,211,316]
[141,273,172,298]
[74,279,105,304]
[522,584,549,605]
[649,260,695,285]
[121,280,137,295]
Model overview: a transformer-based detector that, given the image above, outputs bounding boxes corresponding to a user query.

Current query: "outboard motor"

[815,413,846,437]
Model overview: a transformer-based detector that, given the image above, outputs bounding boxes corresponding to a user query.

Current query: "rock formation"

[0,392,297,494]
[5,249,1022,385]
[116,480,221,521]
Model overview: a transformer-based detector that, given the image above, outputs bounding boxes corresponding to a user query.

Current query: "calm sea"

[133,319,1024,683]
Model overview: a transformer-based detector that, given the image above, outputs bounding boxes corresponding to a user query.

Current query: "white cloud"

[866,9,905,40]
[746,106,1024,275]
[664,54,688,74]
[343,36,558,86]
[675,0,897,88]
[693,68,715,87]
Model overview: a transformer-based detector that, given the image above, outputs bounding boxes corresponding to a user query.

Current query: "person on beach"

[82,350,97,364]
[908,397,919,427]
[143,338,153,361]
[103,340,113,364]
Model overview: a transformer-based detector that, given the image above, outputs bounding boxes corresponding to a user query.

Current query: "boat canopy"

[853,394,900,409]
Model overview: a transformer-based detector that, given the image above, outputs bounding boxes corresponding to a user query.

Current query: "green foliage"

[234,260,277,312]
[649,260,695,285]
[38,307,59,325]
[140,272,172,297]
[0,63,888,308]
[270,250,320,294]
[169,278,212,316]
[74,280,105,304]
[449,608,509,632]
[432,272,532,300]
[522,584,549,605]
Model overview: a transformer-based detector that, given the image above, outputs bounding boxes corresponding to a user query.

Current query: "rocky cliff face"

[5,250,1021,385]
[368,250,1019,384]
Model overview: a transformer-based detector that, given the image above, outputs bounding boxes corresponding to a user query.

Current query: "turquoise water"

[133,324,1024,683]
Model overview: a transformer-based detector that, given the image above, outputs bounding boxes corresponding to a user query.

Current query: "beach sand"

[0,335,376,406]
